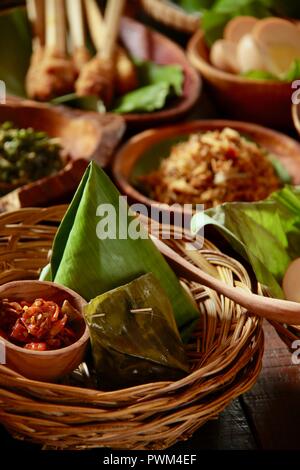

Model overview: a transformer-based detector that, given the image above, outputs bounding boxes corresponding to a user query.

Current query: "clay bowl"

[118,16,201,127]
[0,280,89,382]
[1,98,125,167]
[0,98,125,209]
[187,30,293,130]
[112,119,300,216]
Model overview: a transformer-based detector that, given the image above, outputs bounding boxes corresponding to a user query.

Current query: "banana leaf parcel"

[43,162,199,341]
[84,273,189,389]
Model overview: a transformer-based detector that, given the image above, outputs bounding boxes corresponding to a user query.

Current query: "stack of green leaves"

[42,162,199,342]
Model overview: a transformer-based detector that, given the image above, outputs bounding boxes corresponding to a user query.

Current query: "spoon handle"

[152,237,300,325]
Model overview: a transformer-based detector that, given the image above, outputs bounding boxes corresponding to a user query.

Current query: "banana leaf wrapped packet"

[41,162,199,341]
[84,273,189,389]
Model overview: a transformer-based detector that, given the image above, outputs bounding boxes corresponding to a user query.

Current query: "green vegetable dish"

[0,121,64,194]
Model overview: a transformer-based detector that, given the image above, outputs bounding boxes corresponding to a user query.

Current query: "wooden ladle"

[151,236,300,325]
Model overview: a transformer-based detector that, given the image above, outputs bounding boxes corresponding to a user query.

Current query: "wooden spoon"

[151,236,300,325]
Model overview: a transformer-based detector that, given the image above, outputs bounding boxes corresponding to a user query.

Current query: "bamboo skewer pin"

[66,0,90,72]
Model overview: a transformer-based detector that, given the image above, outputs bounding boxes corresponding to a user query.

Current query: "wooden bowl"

[0,98,124,209]
[1,98,125,167]
[119,16,201,127]
[187,30,293,130]
[0,280,89,382]
[112,119,300,214]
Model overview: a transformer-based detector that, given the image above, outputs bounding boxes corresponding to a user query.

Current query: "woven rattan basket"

[140,0,200,34]
[0,206,263,450]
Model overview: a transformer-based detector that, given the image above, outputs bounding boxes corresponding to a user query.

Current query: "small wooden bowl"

[0,280,89,382]
[116,16,201,127]
[1,98,125,167]
[187,30,293,130]
[112,119,300,214]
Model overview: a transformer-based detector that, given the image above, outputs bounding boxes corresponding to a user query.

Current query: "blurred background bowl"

[187,30,293,130]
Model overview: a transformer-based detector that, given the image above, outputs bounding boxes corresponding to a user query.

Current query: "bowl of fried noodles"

[113,120,300,214]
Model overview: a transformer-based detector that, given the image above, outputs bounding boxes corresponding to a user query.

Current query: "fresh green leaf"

[283,59,300,82]
[242,70,279,81]
[113,82,170,113]
[242,60,300,83]
[135,61,184,96]
[214,0,272,14]
[108,61,184,113]
[46,161,199,341]
[202,10,231,46]
[269,157,292,184]
[191,186,300,298]
[51,93,104,112]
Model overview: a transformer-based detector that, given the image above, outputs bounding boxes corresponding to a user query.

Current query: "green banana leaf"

[43,162,199,341]
[85,273,189,389]
[191,186,300,299]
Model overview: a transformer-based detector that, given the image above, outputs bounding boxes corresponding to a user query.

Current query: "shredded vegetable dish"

[140,127,281,208]
[0,298,78,351]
